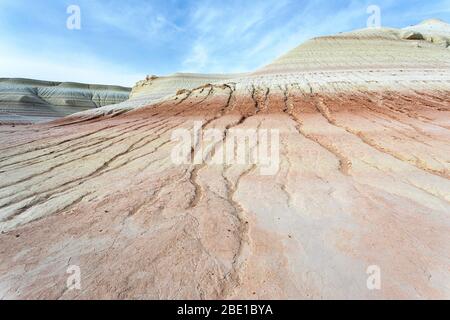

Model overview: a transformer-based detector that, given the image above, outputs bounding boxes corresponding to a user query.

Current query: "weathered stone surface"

[401,31,425,40]
[402,19,450,47]
[0,20,449,299]
[130,73,243,101]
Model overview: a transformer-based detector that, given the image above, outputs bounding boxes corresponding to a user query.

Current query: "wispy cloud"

[0,0,449,85]
[183,43,209,71]
[0,37,144,87]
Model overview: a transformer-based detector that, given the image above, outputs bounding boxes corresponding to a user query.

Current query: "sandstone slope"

[0,20,449,299]
[76,72,243,119]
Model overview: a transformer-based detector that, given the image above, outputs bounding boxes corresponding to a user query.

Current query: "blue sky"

[0,0,449,86]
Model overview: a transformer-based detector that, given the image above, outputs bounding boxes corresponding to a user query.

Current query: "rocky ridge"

[0,78,130,123]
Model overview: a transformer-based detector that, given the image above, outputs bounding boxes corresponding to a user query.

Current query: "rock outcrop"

[75,72,243,119]
[0,20,449,299]
[0,78,131,123]
[403,18,450,47]
[130,73,243,101]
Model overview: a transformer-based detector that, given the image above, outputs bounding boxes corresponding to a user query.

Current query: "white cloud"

[0,42,143,87]
[85,1,182,40]
[182,43,209,71]
[1,0,449,81]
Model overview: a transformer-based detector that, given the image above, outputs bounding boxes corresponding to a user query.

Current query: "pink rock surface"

[0,21,449,299]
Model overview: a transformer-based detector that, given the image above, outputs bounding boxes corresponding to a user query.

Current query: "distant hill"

[0,78,131,123]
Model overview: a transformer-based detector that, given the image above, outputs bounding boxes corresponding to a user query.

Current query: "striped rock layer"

[0,20,449,299]
[0,78,130,124]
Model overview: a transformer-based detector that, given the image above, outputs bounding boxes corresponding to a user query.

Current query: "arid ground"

[0,20,449,299]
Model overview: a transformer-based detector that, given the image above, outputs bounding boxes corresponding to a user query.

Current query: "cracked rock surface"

[0,20,449,299]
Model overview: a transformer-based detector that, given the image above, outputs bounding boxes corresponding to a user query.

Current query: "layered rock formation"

[78,72,243,118]
[402,18,450,46]
[0,20,449,299]
[131,73,243,101]
[0,78,131,123]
